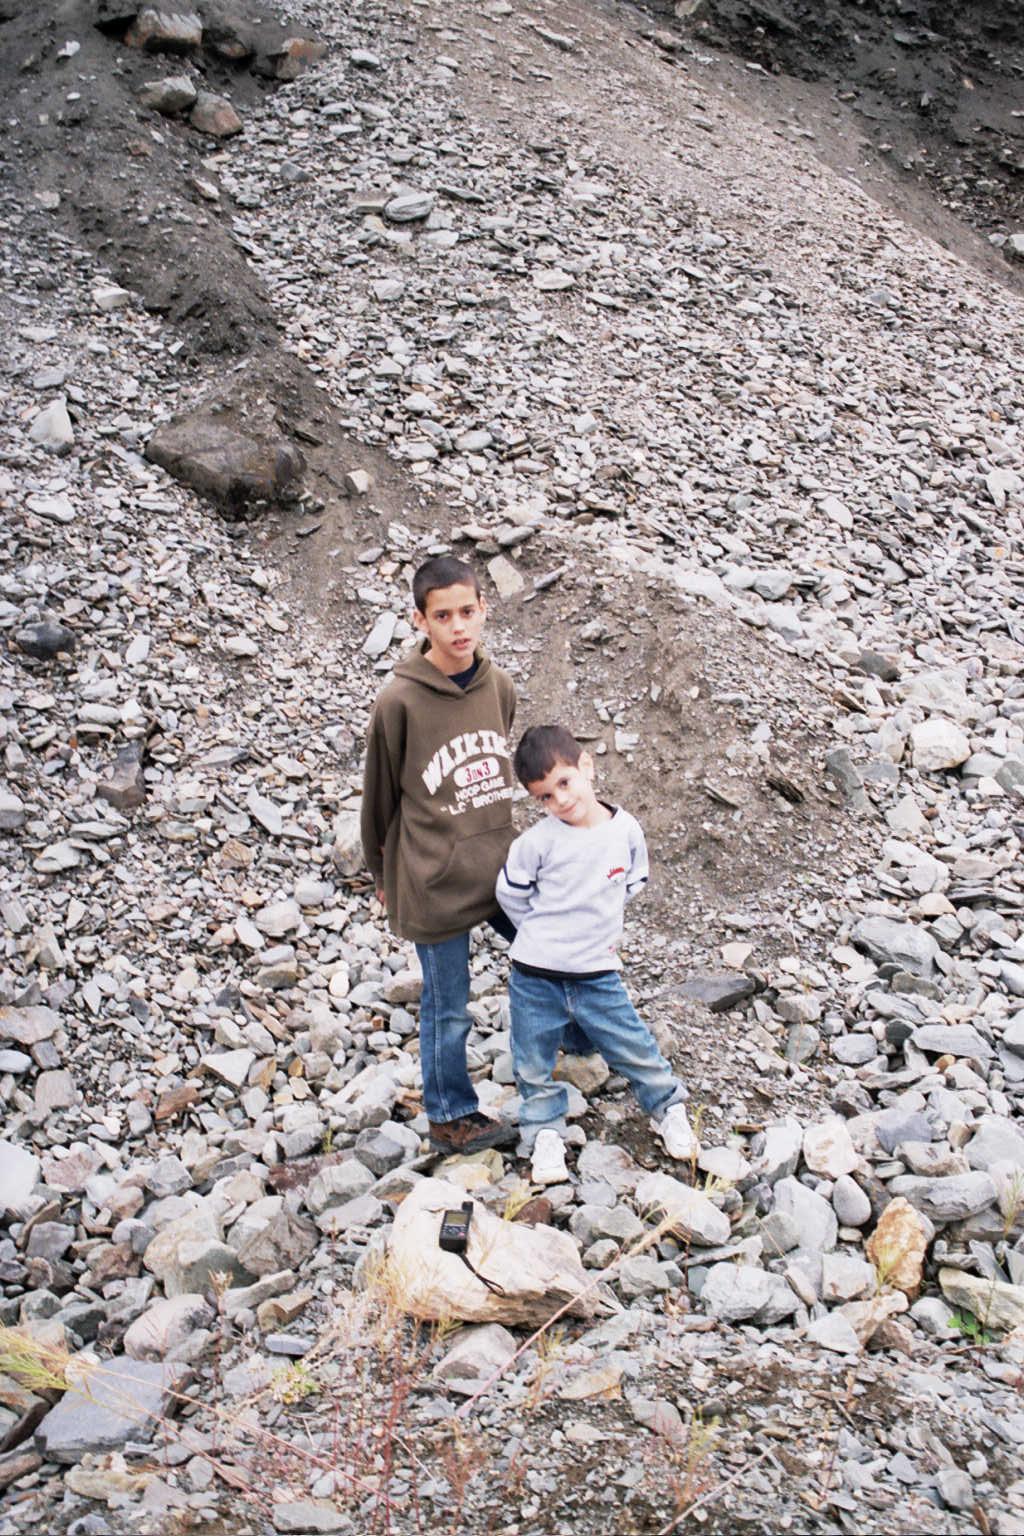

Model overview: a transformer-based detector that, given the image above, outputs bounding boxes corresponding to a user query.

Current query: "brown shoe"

[428,1111,517,1154]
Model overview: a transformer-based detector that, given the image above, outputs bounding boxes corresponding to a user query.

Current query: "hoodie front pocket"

[426,825,513,897]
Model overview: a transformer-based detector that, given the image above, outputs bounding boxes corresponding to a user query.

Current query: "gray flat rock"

[672,973,756,1012]
[700,1263,799,1324]
[0,1005,62,1046]
[964,1115,1024,1172]
[772,1177,838,1252]
[35,1358,189,1463]
[890,1171,997,1223]
[911,1023,992,1061]
[852,917,941,977]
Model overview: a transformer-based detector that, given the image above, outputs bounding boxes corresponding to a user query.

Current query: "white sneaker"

[530,1128,570,1185]
[655,1102,699,1161]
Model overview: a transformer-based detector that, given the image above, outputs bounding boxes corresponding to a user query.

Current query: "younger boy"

[496,725,695,1158]
[361,556,519,1154]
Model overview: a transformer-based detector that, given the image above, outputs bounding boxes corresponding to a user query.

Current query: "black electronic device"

[438,1201,473,1254]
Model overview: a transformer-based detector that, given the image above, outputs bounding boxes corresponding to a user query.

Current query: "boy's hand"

[376,887,387,909]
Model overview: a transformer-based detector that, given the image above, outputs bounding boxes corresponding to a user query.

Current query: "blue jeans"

[510,967,682,1141]
[415,912,590,1125]
[415,911,516,1125]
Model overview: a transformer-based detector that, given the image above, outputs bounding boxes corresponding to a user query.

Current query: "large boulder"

[387,1178,610,1326]
[146,411,305,516]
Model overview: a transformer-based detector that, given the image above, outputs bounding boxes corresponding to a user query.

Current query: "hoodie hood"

[392,642,493,696]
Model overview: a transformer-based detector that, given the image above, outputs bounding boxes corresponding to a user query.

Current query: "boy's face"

[414,581,487,675]
[526,753,599,827]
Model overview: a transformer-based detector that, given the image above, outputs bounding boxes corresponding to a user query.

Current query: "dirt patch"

[0,0,313,355]
[261,487,859,936]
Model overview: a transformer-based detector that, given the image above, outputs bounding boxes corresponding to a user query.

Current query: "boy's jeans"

[415,910,516,1125]
[415,912,590,1126]
[510,967,681,1143]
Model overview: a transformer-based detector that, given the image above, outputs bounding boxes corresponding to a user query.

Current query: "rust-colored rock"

[155,1082,200,1121]
[866,1197,930,1298]
[513,1196,553,1226]
[273,37,328,80]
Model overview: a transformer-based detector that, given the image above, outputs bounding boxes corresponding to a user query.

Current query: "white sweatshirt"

[495,805,648,974]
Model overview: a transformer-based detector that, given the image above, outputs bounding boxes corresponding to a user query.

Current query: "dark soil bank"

[631,0,1024,265]
[0,0,304,357]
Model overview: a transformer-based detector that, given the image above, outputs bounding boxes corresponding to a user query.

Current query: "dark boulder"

[145,410,305,516]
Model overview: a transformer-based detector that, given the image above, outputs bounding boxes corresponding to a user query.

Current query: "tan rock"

[867,1318,915,1356]
[256,1289,313,1330]
[803,1118,860,1178]
[435,1149,504,1188]
[126,8,202,52]
[554,1052,611,1094]
[838,1291,908,1347]
[866,1197,930,1298]
[189,91,242,139]
[558,1362,623,1400]
[66,1452,151,1499]
[939,1268,1024,1333]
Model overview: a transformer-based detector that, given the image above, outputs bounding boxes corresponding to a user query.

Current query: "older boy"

[496,725,695,1159]
[361,556,519,1154]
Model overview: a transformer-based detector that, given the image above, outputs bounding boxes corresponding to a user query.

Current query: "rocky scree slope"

[2,0,1024,1533]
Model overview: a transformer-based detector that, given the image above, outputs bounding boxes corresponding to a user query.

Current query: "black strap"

[457,1252,507,1296]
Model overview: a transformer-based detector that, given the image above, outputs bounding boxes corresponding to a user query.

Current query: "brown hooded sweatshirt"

[360,644,517,944]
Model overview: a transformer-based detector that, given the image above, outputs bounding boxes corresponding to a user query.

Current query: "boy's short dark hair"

[513,725,582,788]
[412,556,481,615]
